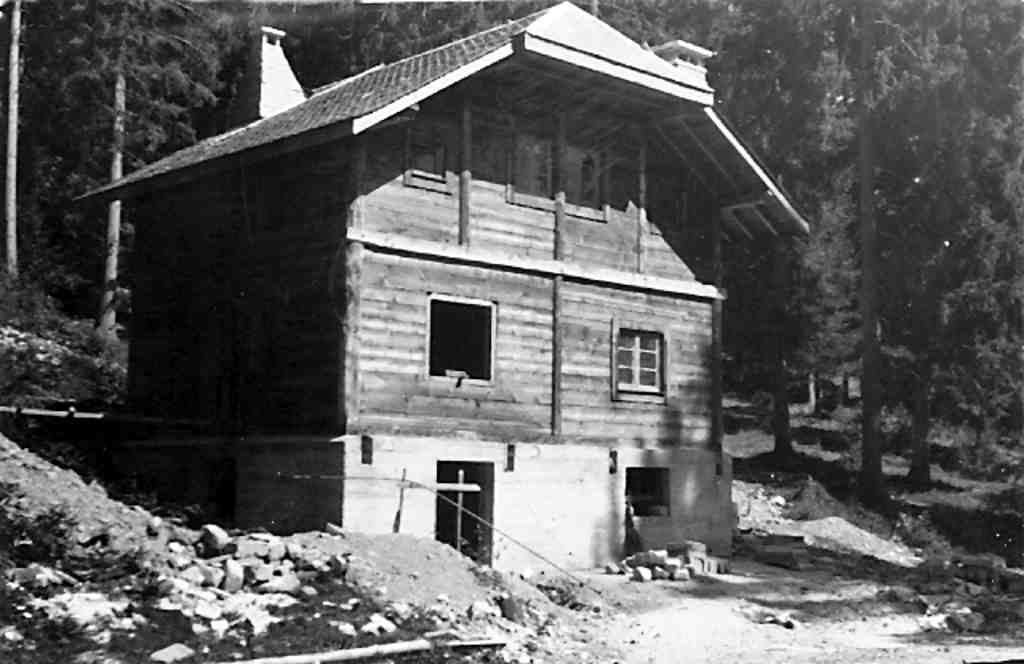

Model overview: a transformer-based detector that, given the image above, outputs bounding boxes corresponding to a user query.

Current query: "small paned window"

[428,297,494,382]
[616,329,663,394]
[626,467,670,517]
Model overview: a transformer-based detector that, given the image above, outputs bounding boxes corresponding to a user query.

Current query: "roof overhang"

[515,33,714,107]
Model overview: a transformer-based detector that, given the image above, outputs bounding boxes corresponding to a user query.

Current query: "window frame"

[425,293,497,386]
[403,121,456,195]
[611,322,667,402]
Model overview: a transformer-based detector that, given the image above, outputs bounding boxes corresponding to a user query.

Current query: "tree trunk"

[4,0,20,278]
[808,372,817,414]
[858,0,884,504]
[771,238,793,457]
[97,67,125,340]
[907,365,931,485]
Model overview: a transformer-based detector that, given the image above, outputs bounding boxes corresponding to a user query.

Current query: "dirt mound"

[785,476,847,521]
[290,530,551,612]
[0,432,163,561]
[798,517,920,567]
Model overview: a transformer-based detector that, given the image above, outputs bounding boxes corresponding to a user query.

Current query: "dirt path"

[560,563,1024,664]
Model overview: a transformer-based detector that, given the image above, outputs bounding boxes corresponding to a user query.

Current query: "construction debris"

[607,543,730,582]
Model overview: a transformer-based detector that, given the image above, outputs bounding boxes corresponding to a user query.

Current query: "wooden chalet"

[88,3,807,570]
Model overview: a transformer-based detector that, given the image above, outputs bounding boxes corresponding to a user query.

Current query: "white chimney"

[229,26,306,127]
[652,39,715,90]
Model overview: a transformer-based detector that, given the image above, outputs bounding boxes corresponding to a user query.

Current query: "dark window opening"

[429,298,493,381]
[626,467,670,517]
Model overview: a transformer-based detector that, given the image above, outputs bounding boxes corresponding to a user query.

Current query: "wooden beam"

[459,96,471,245]
[636,132,647,273]
[347,228,725,301]
[677,119,739,190]
[720,191,769,209]
[652,124,714,194]
[750,204,779,237]
[723,209,754,241]
[340,138,366,433]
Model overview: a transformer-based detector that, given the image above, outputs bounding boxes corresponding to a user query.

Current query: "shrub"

[0,482,77,564]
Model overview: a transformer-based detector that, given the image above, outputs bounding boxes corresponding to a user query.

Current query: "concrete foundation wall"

[114,434,733,572]
[336,434,733,572]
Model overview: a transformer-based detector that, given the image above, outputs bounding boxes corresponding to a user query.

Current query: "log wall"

[356,252,554,441]
[129,144,346,431]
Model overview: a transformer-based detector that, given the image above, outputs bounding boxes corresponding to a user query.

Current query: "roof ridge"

[310,5,553,99]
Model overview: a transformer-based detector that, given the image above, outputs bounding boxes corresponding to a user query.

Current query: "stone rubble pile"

[604,541,730,582]
[158,523,346,599]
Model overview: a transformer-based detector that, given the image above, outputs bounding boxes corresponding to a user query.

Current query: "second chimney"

[229,26,307,127]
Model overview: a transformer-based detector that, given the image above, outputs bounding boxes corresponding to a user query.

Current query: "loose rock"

[199,524,232,556]
[150,643,195,663]
[631,566,653,582]
[222,560,244,593]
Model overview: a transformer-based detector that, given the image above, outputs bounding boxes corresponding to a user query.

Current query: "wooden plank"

[459,96,471,245]
[347,229,724,301]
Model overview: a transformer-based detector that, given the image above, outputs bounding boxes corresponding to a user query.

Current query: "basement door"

[435,461,494,565]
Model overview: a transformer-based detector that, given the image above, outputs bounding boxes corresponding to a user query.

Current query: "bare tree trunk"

[808,372,817,414]
[858,0,884,504]
[907,363,931,485]
[97,67,125,340]
[771,238,793,457]
[4,0,20,279]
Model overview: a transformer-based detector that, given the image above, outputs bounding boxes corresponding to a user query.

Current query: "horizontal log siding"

[129,176,244,424]
[471,181,554,258]
[357,251,553,441]
[363,126,459,245]
[129,144,344,431]
[560,281,713,447]
[241,148,343,430]
[645,223,696,281]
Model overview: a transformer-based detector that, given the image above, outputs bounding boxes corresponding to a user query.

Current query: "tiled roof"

[88,8,548,198]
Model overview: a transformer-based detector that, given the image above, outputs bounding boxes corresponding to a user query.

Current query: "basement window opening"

[428,296,494,382]
[626,467,670,517]
[616,329,664,394]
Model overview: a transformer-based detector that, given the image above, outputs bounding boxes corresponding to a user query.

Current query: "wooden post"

[551,276,562,440]
[636,135,647,273]
[455,468,465,553]
[340,139,366,433]
[4,0,21,278]
[458,97,471,245]
[710,206,723,451]
[551,113,566,440]
[553,113,566,260]
[392,467,407,533]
